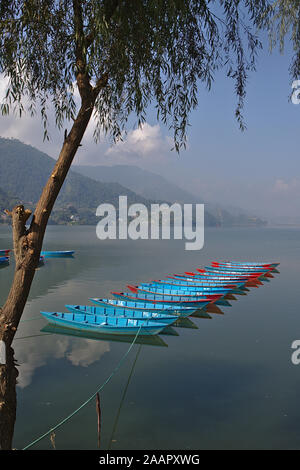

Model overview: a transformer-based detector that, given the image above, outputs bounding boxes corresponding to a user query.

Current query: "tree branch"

[73,0,92,100]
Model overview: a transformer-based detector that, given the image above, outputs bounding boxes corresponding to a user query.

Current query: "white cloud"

[66,339,110,367]
[105,123,173,163]
[1,73,174,167]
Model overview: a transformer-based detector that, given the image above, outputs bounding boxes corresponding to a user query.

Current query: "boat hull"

[65,304,178,325]
[112,292,214,308]
[41,311,167,336]
[89,298,200,317]
[41,251,75,257]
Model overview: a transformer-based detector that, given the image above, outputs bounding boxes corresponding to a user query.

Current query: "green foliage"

[0,1,268,149]
[258,0,300,79]
[0,187,19,211]
[0,187,20,223]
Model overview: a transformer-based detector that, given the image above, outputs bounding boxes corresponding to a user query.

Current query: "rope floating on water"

[14,333,52,340]
[22,324,143,450]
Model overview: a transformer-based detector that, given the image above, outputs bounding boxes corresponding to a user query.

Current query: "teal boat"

[212,261,280,268]
[112,291,217,308]
[40,311,168,336]
[65,304,178,325]
[150,278,246,289]
[135,283,237,295]
[89,298,198,317]
[41,251,75,257]
[205,265,271,274]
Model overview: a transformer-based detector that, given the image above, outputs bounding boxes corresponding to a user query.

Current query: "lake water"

[0,225,299,450]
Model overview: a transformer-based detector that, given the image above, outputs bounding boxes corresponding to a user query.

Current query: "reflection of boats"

[0,256,9,267]
[173,317,199,329]
[41,324,168,347]
[41,251,75,257]
[191,309,213,319]
[65,304,178,325]
[89,298,199,317]
[38,256,45,266]
[40,311,169,336]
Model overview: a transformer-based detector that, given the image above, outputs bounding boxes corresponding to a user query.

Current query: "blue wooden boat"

[126,286,231,306]
[112,291,218,308]
[149,279,247,292]
[212,260,280,268]
[89,298,199,317]
[202,267,274,281]
[150,278,246,288]
[65,305,178,325]
[0,249,10,256]
[129,284,230,297]
[172,271,259,281]
[173,271,264,283]
[0,256,9,264]
[206,265,271,274]
[41,250,75,257]
[136,282,240,295]
[40,311,168,336]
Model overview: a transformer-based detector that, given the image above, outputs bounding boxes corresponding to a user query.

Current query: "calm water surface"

[0,225,299,450]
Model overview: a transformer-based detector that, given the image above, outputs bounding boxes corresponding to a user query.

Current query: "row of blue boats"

[40,260,279,336]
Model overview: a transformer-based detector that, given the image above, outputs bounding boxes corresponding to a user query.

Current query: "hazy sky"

[0,35,298,219]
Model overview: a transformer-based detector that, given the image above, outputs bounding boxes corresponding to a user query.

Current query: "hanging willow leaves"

[0,1,269,149]
[257,0,300,81]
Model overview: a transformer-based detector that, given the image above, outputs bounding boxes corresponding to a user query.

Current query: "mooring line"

[22,324,143,450]
[14,333,52,340]
[108,344,142,450]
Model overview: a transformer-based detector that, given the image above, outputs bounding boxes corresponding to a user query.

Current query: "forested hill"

[0,137,221,226]
[0,137,151,208]
[0,187,19,212]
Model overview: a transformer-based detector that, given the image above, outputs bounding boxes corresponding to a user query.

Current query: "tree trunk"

[0,346,18,450]
[0,91,98,449]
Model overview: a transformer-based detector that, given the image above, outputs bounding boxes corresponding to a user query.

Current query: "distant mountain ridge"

[0,137,266,227]
[0,137,160,224]
[74,164,267,227]
[75,164,203,204]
